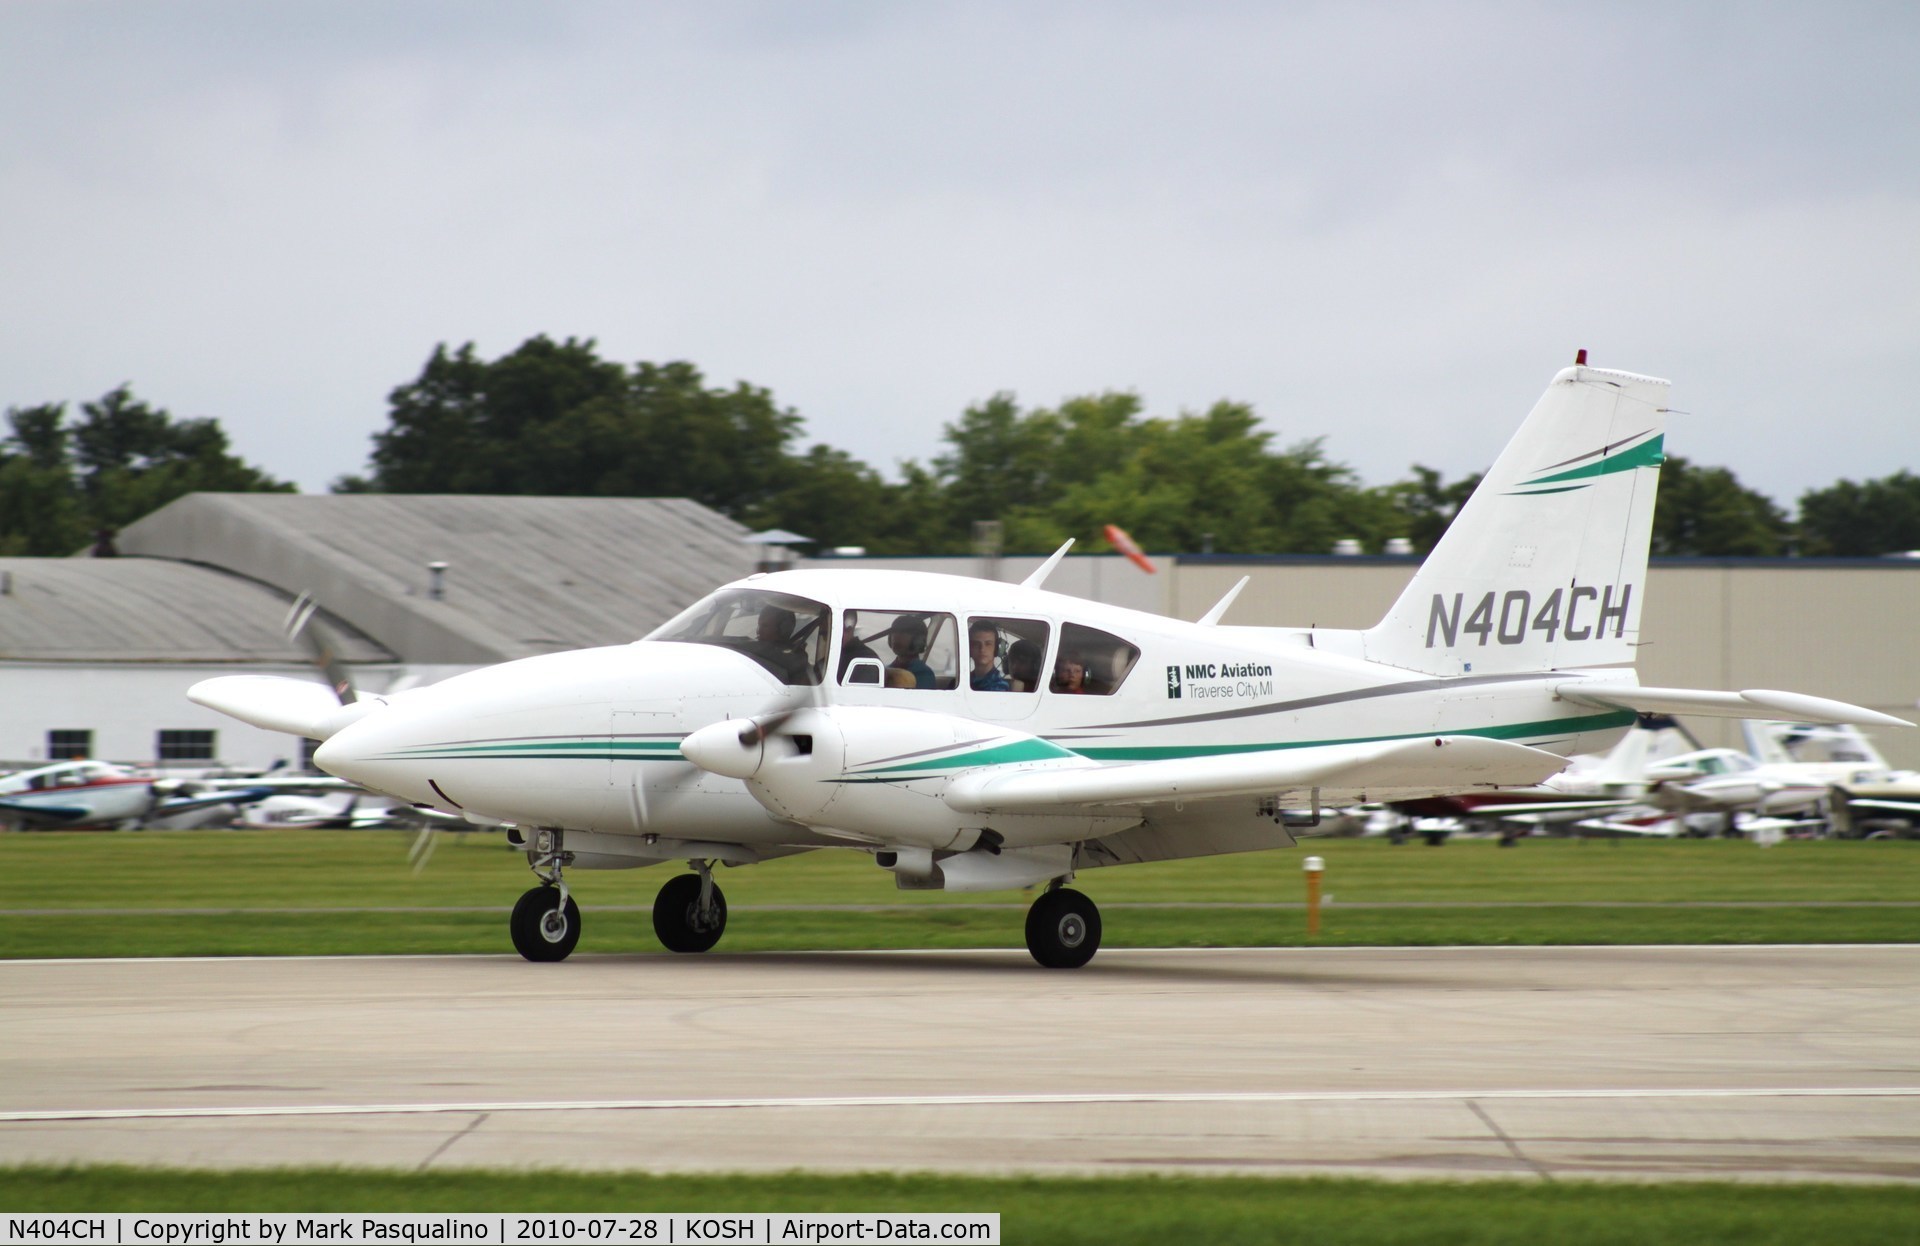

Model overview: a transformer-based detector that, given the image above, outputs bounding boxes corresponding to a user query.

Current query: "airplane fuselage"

[313,568,1635,860]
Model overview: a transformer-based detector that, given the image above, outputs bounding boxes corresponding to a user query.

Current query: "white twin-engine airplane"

[189,359,1909,967]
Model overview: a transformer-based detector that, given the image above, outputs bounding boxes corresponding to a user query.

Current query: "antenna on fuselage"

[1020,539,1075,590]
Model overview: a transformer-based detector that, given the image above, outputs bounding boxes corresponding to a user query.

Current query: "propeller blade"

[408,826,438,874]
[286,592,358,705]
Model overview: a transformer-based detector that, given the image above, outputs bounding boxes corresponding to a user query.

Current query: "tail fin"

[1362,361,1670,676]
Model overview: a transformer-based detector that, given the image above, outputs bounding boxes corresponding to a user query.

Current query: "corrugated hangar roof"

[117,493,757,664]
[0,557,392,664]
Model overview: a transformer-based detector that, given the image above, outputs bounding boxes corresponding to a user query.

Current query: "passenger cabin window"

[840,610,959,690]
[1051,623,1141,696]
[647,588,832,686]
[966,617,1051,693]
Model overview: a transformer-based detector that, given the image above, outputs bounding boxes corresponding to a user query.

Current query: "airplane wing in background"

[156,787,276,816]
[944,735,1571,814]
[0,798,95,825]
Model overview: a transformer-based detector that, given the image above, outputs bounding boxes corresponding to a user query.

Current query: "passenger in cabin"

[968,620,1011,691]
[1052,651,1090,694]
[837,611,879,679]
[887,615,936,689]
[1005,639,1043,692]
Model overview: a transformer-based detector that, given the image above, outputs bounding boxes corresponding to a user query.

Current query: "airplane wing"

[201,774,361,795]
[945,735,1569,814]
[1573,815,1681,838]
[1474,798,1637,822]
[1554,683,1912,728]
[0,798,94,825]
[1845,797,1920,815]
[155,787,276,816]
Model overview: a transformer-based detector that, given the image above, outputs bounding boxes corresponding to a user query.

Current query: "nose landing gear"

[510,828,580,962]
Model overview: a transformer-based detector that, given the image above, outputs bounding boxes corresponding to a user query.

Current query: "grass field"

[2,1166,1918,1245]
[0,829,1915,958]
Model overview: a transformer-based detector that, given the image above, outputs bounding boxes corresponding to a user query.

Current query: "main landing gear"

[1025,884,1102,969]
[509,830,730,962]
[653,860,728,953]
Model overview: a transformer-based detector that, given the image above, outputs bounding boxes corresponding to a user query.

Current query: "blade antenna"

[1197,576,1250,626]
[1020,539,1075,590]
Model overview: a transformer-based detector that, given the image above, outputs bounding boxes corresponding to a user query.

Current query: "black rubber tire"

[653,872,728,953]
[1025,887,1101,969]
[510,886,581,962]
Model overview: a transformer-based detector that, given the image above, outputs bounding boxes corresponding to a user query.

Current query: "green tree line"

[6,336,1916,559]
[1,387,290,556]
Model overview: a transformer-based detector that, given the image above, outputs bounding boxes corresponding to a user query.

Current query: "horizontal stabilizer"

[944,735,1570,814]
[1554,683,1913,729]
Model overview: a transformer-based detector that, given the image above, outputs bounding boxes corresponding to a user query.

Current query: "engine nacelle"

[682,705,1133,850]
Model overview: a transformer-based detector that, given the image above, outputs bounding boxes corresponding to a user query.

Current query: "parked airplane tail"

[1362,360,1670,677]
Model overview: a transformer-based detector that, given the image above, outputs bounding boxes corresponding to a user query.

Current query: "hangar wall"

[0,662,391,771]
[1173,557,1920,770]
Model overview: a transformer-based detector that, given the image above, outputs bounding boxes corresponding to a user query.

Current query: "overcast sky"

[3,2,1916,511]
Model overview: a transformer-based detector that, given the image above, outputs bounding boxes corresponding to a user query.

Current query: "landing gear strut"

[1025,885,1101,969]
[653,860,728,953]
[511,828,580,962]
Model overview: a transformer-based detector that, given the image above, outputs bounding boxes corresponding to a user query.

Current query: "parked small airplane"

[1377,715,1699,843]
[0,760,275,829]
[189,357,1910,966]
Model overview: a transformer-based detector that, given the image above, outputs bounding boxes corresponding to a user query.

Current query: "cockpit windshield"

[646,587,831,686]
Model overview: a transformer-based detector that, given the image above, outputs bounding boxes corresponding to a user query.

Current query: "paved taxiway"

[3,946,1917,1181]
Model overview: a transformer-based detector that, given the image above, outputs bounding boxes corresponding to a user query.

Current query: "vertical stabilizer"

[1363,363,1670,676]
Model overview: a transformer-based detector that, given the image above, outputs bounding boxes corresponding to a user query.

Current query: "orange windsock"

[1103,523,1156,574]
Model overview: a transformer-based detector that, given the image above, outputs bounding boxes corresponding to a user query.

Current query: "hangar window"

[157,729,217,762]
[47,729,92,761]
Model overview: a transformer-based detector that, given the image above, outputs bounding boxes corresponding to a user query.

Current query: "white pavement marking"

[8,1085,1919,1123]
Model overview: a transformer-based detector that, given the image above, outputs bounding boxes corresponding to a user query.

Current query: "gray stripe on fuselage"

[853,735,1001,768]
[1082,672,1558,731]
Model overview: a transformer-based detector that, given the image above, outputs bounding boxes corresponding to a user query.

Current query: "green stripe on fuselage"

[372,738,684,762]
[1066,711,1636,761]
[850,737,1076,777]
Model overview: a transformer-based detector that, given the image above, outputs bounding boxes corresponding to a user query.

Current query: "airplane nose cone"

[311,716,376,784]
[679,720,764,780]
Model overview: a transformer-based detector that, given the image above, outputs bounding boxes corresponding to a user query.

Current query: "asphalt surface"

[2,945,1917,1182]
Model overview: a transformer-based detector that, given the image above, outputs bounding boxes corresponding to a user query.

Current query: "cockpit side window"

[1051,622,1141,696]
[646,587,831,686]
[840,609,959,690]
